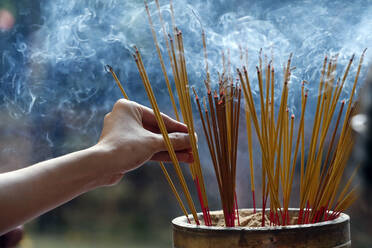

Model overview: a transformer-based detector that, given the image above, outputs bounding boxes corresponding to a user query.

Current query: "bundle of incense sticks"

[193,81,242,227]
[144,0,212,225]
[235,49,366,226]
[106,0,366,227]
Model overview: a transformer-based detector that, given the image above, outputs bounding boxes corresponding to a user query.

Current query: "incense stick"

[144,1,179,121]
[105,64,191,223]
[117,0,366,227]
[133,49,200,224]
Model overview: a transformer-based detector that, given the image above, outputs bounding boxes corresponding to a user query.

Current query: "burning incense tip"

[104,64,113,73]
[125,0,365,228]
[192,87,199,100]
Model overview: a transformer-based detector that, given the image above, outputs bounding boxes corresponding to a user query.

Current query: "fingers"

[168,132,191,151]
[153,132,192,152]
[139,104,188,133]
[111,100,188,135]
[151,150,194,163]
[111,99,143,124]
[111,100,187,134]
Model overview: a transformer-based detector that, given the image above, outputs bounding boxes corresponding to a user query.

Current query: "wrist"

[85,144,126,188]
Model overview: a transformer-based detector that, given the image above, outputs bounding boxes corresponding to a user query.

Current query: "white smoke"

[0,0,371,179]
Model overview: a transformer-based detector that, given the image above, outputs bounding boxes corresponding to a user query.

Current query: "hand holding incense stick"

[0,97,195,235]
[105,65,192,222]
[98,99,194,172]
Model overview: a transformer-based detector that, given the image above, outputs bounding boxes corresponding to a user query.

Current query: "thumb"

[154,132,191,152]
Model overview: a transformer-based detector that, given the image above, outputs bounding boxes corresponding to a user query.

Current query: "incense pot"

[172,208,350,248]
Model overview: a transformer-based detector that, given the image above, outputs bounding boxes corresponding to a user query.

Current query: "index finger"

[139,104,188,133]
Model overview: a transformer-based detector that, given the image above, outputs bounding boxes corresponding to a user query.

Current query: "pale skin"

[0,99,193,235]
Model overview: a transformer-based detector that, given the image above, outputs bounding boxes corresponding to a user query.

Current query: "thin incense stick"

[105,65,129,100]
[105,64,190,223]
[133,2,366,225]
[144,1,179,121]
[133,49,200,224]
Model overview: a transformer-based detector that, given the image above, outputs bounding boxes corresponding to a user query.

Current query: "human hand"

[0,101,193,233]
[93,99,193,186]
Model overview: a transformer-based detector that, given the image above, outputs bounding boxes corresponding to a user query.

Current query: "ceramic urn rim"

[172,208,350,231]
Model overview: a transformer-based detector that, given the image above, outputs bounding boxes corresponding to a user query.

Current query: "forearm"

[0,146,107,235]
[0,100,192,235]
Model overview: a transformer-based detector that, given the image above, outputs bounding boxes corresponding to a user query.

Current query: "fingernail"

[182,133,190,143]
[182,133,190,138]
